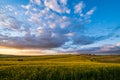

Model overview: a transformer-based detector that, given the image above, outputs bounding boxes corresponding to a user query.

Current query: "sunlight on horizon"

[0,48,42,56]
[0,48,59,56]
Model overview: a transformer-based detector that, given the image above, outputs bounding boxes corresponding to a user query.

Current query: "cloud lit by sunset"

[0,0,120,55]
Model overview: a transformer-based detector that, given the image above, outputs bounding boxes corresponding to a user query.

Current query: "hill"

[0,54,120,80]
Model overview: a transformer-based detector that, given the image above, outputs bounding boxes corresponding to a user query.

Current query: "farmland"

[0,54,120,80]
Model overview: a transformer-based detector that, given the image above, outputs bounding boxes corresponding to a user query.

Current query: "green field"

[0,54,120,80]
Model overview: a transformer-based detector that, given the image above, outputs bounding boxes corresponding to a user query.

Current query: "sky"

[0,0,120,55]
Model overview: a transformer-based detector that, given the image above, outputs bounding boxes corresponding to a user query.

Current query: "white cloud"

[49,22,56,29]
[60,0,67,5]
[0,0,97,50]
[44,0,62,13]
[21,5,30,10]
[30,0,41,5]
[86,7,96,16]
[65,32,75,37]
[0,14,21,31]
[74,2,84,14]
[44,0,70,14]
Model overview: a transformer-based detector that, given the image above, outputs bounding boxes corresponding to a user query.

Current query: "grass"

[0,54,120,80]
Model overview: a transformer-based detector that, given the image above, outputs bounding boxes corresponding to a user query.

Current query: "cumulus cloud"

[30,0,41,5]
[1,0,119,52]
[86,7,96,16]
[0,14,21,31]
[74,2,84,14]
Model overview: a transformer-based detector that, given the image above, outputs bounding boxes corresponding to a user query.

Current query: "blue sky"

[0,0,120,55]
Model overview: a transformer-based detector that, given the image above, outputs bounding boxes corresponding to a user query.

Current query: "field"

[0,54,120,80]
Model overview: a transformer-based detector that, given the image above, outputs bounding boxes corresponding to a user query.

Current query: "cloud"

[86,7,96,16]
[0,35,68,49]
[0,14,21,31]
[99,43,120,54]
[73,43,120,54]
[31,0,70,14]
[1,0,120,55]
[74,2,84,14]
[30,0,41,5]
[1,0,115,51]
